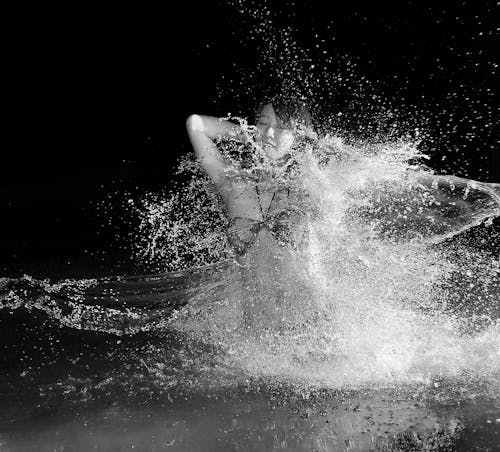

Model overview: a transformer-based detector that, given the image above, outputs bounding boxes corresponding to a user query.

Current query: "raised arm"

[186,114,241,184]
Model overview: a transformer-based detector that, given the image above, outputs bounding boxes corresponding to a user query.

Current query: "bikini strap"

[255,185,276,219]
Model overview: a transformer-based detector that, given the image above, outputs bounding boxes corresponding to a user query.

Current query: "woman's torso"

[217,173,309,258]
[219,177,296,220]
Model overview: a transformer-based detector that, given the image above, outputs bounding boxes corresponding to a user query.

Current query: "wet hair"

[256,95,313,129]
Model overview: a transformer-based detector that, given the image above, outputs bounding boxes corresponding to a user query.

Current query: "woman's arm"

[186,115,241,184]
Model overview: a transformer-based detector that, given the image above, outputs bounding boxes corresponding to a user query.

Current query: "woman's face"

[255,103,295,161]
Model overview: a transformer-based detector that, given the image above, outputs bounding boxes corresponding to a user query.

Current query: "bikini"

[226,185,303,256]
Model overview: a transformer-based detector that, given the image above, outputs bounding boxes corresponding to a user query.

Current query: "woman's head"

[257,96,313,129]
[254,96,313,161]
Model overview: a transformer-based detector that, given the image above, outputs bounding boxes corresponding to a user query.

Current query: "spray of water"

[136,129,498,390]
[2,0,499,398]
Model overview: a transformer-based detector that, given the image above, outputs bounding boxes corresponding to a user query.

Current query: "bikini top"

[226,185,305,256]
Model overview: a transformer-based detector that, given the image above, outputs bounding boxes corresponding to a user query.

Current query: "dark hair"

[256,95,313,128]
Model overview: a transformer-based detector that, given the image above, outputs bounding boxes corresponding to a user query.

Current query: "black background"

[2,0,498,277]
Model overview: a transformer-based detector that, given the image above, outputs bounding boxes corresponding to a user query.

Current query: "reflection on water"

[0,391,467,451]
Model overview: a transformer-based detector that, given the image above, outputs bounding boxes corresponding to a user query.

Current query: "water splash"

[145,133,499,390]
[2,130,499,393]
[2,0,499,400]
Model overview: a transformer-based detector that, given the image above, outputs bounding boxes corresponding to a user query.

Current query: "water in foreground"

[0,312,499,452]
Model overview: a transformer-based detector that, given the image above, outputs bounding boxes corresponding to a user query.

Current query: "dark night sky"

[2,0,498,274]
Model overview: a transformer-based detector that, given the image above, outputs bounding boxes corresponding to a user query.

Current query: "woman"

[186,97,313,331]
